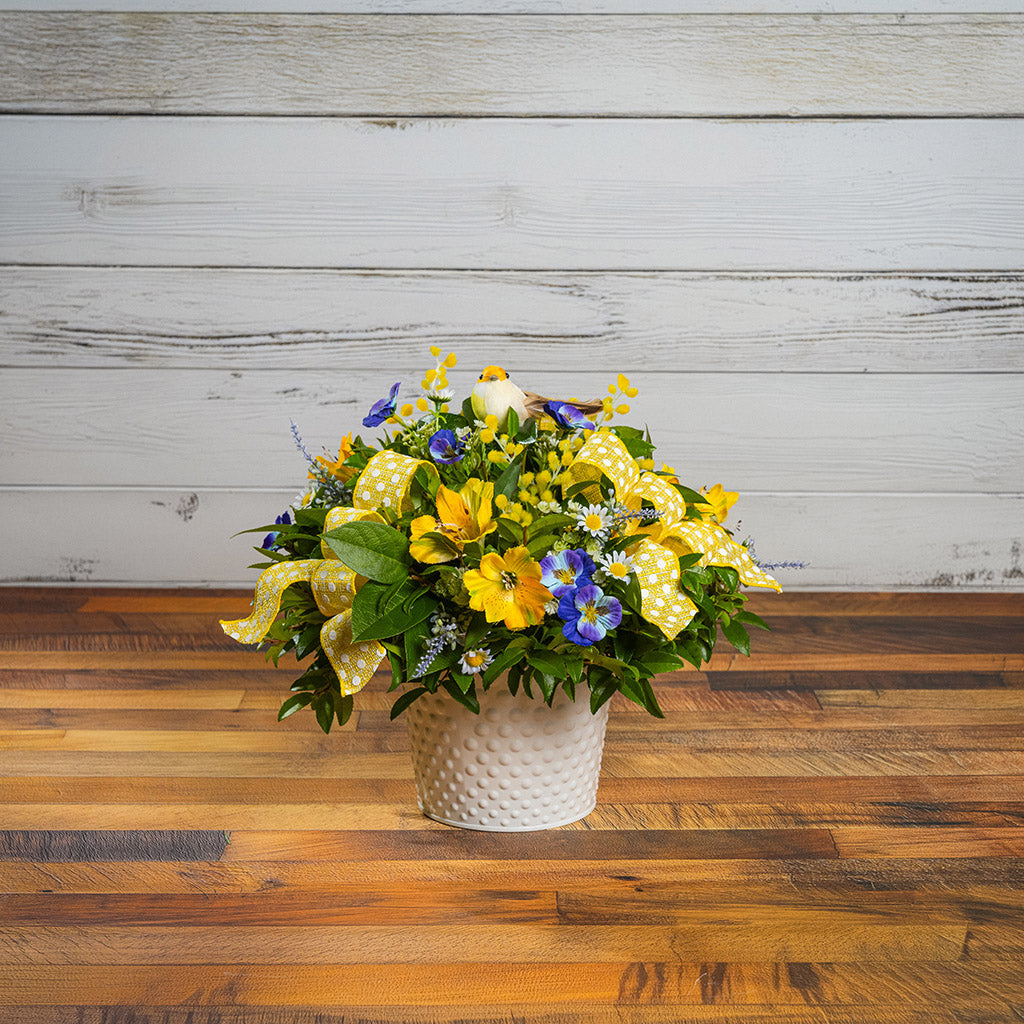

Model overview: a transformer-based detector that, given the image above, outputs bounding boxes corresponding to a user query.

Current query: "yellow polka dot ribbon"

[220,506,389,697]
[352,449,437,514]
[568,432,781,639]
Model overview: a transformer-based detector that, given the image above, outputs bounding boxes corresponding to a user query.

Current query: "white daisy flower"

[576,503,612,538]
[597,551,635,583]
[459,648,494,675]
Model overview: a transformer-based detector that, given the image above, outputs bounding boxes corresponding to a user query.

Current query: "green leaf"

[461,396,476,422]
[565,655,584,687]
[715,565,740,591]
[526,513,575,540]
[735,609,771,631]
[588,671,618,713]
[442,678,480,714]
[322,521,411,583]
[636,651,684,676]
[678,552,703,571]
[293,624,322,661]
[536,672,557,705]
[720,616,751,656]
[336,694,354,727]
[561,676,576,703]
[481,645,527,686]
[525,647,567,678]
[312,691,336,734]
[277,692,314,721]
[404,619,431,674]
[505,407,520,437]
[494,458,522,501]
[352,588,437,643]
[673,634,705,669]
[610,424,655,460]
[495,516,525,547]
[618,676,665,718]
[390,686,428,720]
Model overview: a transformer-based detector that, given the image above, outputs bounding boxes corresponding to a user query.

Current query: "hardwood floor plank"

[219,829,839,862]
[0,922,969,965]
[1,961,1022,1007]
[833,826,1024,858]
[0,831,227,862]
[0,890,559,927]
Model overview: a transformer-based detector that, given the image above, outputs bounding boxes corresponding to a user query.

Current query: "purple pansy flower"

[262,511,291,550]
[539,548,596,598]
[544,400,596,432]
[362,382,401,428]
[427,428,465,464]
[558,583,622,646]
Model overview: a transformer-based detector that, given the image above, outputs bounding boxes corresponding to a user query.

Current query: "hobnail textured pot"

[404,682,610,831]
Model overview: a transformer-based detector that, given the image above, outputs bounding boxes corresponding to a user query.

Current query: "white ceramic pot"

[404,681,610,832]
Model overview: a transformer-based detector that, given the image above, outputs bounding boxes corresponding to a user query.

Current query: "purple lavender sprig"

[289,419,316,467]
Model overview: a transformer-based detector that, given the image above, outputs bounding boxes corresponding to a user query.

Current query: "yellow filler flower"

[463,546,552,629]
[312,433,357,483]
[409,478,497,563]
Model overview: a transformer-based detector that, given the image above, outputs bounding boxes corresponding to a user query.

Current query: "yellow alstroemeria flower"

[313,433,357,483]
[463,546,552,630]
[698,483,739,524]
[409,479,497,564]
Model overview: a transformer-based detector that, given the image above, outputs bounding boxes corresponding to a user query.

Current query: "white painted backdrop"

[1,2,1022,589]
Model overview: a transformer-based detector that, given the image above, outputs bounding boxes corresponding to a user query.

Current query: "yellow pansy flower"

[698,483,739,524]
[463,546,552,630]
[409,479,497,563]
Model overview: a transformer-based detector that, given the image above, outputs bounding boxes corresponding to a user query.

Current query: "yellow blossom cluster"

[598,372,640,423]
[422,346,457,398]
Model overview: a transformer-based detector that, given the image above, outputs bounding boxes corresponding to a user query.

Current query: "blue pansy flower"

[539,548,596,598]
[428,428,465,464]
[558,583,622,646]
[544,400,596,432]
[362,382,401,427]
[262,511,291,550]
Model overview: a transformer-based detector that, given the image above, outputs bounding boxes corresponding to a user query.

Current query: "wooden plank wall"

[0,2,1022,589]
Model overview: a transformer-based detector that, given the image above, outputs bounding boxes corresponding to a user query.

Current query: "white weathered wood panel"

[2,369,1021,491]
[3,2,1023,14]
[4,268,1023,372]
[3,117,1024,271]
[4,14,1023,116]
[2,488,1020,589]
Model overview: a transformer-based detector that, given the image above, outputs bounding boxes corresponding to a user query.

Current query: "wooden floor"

[0,589,1022,1022]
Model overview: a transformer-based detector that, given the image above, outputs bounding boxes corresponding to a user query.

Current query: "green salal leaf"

[610,425,655,460]
[678,552,704,571]
[735,609,771,631]
[352,588,437,644]
[278,692,314,720]
[481,645,527,687]
[442,678,480,714]
[336,694,355,727]
[527,648,568,678]
[505,408,520,437]
[390,686,428,720]
[461,396,476,422]
[322,521,411,583]
[636,651,684,676]
[720,616,751,657]
[494,459,522,502]
[526,513,575,540]
[588,671,618,713]
[536,672,558,705]
[312,691,336,734]
[618,676,666,718]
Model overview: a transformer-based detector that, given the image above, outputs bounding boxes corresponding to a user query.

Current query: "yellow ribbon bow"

[566,432,781,639]
[221,449,436,696]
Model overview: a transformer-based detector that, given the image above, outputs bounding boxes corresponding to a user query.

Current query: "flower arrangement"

[222,349,781,733]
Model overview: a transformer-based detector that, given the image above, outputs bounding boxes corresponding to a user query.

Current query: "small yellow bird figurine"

[471,366,603,431]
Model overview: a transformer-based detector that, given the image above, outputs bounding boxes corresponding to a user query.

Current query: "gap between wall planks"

[2,1,1024,12]
[0,588,1022,1018]
[2,13,1024,116]
[1,489,1022,589]
[4,117,1024,271]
